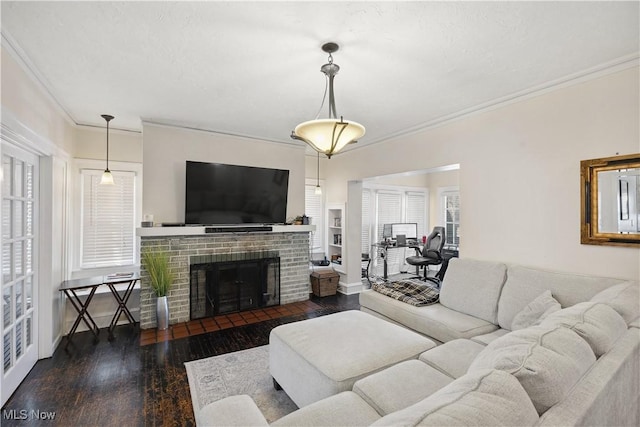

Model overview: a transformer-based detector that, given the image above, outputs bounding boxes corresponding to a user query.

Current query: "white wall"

[142,123,306,224]
[74,126,143,163]
[1,47,75,155]
[1,45,75,360]
[325,67,640,280]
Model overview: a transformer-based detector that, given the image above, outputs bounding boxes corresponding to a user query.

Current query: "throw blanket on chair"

[372,279,439,306]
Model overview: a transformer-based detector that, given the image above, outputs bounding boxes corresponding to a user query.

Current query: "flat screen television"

[185,161,289,225]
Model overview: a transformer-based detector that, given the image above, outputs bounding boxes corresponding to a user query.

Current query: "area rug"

[185,345,297,423]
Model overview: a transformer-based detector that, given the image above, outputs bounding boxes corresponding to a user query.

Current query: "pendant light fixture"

[100,114,115,185]
[315,151,322,195]
[291,42,365,159]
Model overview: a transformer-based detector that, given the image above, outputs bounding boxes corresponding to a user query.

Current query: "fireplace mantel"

[136,224,314,237]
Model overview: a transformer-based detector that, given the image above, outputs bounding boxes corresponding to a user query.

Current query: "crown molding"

[1,106,70,159]
[141,119,304,150]
[347,53,640,153]
[1,30,77,129]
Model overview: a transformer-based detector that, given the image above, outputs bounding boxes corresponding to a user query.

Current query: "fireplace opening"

[190,251,280,319]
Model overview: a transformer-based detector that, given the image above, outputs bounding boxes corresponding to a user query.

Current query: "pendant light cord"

[106,119,110,170]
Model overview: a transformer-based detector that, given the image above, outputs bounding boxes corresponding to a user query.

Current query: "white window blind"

[443,191,460,248]
[81,169,136,268]
[405,192,426,240]
[376,191,402,241]
[305,184,324,256]
[376,191,403,273]
[361,189,371,255]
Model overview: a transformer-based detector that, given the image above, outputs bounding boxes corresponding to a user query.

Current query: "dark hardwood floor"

[1,293,360,426]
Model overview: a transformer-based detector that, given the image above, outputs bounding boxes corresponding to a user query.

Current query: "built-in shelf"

[327,204,345,274]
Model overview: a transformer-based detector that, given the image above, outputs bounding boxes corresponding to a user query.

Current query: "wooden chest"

[310,270,339,297]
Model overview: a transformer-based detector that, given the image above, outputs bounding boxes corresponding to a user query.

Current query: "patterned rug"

[185,345,297,423]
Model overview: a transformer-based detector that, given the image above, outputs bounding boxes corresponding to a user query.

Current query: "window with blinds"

[405,192,426,240]
[304,183,324,256]
[80,169,136,268]
[376,191,404,273]
[363,187,428,277]
[361,189,371,255]
[442,191,460,248]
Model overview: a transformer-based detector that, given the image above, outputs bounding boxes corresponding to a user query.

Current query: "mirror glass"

[581,153,640,247]
[597,168,640,234]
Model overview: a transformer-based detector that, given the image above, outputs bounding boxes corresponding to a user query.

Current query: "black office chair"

[406,226,446,284]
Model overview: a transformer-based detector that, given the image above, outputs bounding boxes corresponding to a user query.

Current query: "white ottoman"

[269,310,436,407]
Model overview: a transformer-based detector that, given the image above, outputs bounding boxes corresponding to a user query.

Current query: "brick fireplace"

[138,226,312,329]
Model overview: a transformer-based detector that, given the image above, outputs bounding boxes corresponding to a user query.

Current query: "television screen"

[185,161,289,225]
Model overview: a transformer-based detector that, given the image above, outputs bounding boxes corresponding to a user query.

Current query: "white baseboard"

[337,280,367,295]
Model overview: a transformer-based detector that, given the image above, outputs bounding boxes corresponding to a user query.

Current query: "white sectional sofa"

[196,258,640,426]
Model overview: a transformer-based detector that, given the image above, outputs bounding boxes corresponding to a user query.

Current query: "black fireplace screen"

[189,251,280,318]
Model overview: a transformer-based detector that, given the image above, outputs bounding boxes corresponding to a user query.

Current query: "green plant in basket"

[141,250,174,297]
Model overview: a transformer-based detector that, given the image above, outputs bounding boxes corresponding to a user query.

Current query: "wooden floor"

[1,293,360,426]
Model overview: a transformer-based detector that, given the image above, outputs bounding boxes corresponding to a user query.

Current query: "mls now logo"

[3,409,56,420]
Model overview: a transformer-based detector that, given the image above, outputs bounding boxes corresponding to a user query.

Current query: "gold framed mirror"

[581,153,640,247]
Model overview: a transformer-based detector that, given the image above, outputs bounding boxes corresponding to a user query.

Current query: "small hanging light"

[315,151,322,195]
[291,42,365,159]
[100,114,115,185]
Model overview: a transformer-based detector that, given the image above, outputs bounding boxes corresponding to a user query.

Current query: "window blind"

[361,189,371,255]
[376,191,403,274]
[81,169,136,268]
[305,184,324,256]
[405,192,426,240]
[443,191,460,247]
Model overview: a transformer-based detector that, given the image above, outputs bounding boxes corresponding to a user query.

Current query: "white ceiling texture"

[2,1,638,151]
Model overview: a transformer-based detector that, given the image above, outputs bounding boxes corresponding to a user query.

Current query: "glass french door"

[1,143,38,406]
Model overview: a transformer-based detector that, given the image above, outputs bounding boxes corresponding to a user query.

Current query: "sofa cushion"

[360,291,498,343]
[497,265,622,330]
[470,328,510,345]
[539,302,627,357]
[196,395,269,427]
[418,339,486,379]
[590,281,640,325]
[511,290,561,330]
[272,391,381,427]
[468,325,596,414]
[371,369,539,426]
[353,360,453,416]
[536,329,640,427]
[439,258,507,324]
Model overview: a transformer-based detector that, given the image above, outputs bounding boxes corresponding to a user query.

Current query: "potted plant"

[141,249,174,330]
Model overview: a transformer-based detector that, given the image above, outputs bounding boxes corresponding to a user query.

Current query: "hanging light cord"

[105,119,110,170]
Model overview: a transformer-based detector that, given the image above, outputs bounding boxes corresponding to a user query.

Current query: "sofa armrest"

[196,395,269,427]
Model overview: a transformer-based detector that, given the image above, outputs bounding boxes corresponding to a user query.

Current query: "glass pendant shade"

[294,118,365,159]
[101,169,114,185]
[315,184,322,195]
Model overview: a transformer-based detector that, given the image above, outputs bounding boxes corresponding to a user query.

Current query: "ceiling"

[2,1,638,151]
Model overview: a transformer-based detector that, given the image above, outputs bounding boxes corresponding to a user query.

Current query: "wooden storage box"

[310,270,339,297]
